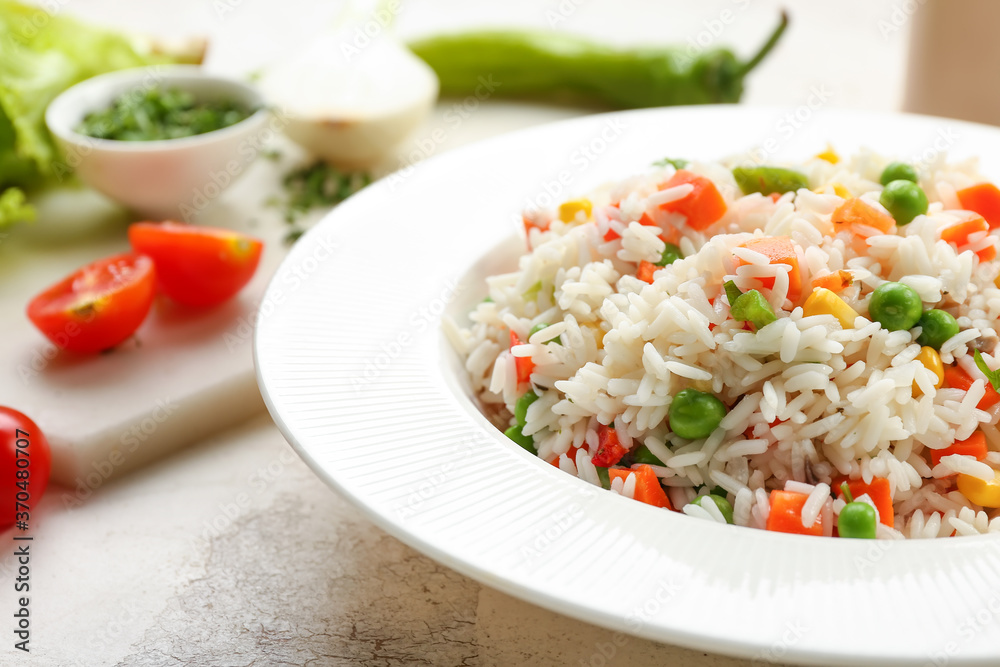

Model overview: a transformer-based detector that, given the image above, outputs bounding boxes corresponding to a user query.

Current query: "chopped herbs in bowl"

[46,65,269,216]
[77,85,257,141]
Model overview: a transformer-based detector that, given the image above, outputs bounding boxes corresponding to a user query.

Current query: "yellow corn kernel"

[833,183,850,198]
[994,272,1000,289]
[802,288,859,329]
[912,346,945,396]
[585,323,605,349]
[558,199,592,223]
[815,146,840,164]
[957,470,1000,508]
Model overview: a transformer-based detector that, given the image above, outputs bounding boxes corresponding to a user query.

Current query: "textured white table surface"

[4,1,910,665]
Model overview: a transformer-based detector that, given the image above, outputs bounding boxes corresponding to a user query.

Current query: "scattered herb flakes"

[272,161,371,243]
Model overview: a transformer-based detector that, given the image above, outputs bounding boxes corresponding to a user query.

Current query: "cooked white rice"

[447,148,1000,539]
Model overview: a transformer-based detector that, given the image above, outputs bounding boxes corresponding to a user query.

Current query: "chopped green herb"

[77,86,255,141]
[595,466,611,490]
[974,350,1000,391]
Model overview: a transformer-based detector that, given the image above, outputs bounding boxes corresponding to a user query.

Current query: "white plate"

[255,106,1000,666]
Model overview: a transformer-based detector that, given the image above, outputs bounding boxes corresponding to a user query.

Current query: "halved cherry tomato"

[128,222,263,307]
[27,253,155,353]
[0,407,51,528]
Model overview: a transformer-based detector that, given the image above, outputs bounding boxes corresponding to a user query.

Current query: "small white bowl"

[46,65,271,220]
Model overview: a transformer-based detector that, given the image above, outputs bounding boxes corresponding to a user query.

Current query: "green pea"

[529,322,561,345]
[668,388,727,440]
[916,309,960,350]
[868,281,923,331]
[514,390,540,425]
[879,161,918,186]
[656,243,683,267]
[879,179,928,225]
[504,424,535,452]
[837,502,877,539]
[695,494,734,524]
[632,444,665,466]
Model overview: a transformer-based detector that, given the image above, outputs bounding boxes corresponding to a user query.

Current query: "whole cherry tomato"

[0,407,51,528]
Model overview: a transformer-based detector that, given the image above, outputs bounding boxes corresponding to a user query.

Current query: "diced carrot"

[522,215,548,235]
[943,365,1000,410]
[941,215,988,245]
[658,169,727,231]
[930,431,989,468]
[637,260,658,284]
[765,490,824,536]
[603,228,621,242]
[940,215,995,262]
[834,477,894,528]
[509,330,535,385]
[734,236,803,302]
[591,425,626,467]
[831,197,895,234]
[810,270,853,294]
[957,182,1000,229]
[609,465,673,509]
[551,446,582,467]
[768,192,782,203]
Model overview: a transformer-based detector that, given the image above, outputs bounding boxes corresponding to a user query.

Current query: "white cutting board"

[0,143,302,488]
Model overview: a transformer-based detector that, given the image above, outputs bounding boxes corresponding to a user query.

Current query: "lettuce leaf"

[0,186,33,228]
[0,0,202,228]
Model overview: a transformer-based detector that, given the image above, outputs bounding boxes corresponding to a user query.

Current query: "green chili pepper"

[724,280,744,306]
[504,424,535,452]
[725,280,777,330]
[408,13,789,109]
[632,444,665,466]
[731,289,777,330]
[657,243,684,267]
[732,166,809,196]
[596,466,611,490]
[837,483,877,539]
[653,157,689,169]
[529,322,561,345]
